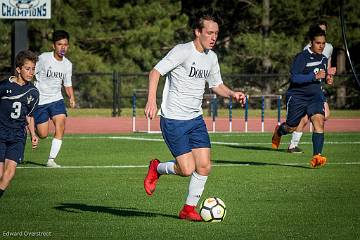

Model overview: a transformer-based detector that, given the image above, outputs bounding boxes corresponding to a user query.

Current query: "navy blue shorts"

[0,127,26,164]
[33,99,67,125]
[285,95,325,127]
[160,115,211,158]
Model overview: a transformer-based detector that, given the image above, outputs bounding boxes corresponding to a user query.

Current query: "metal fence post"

[112,71,117,117]
[112,71,121,117]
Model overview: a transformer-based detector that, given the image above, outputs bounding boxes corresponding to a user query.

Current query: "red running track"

[48,117,360,134]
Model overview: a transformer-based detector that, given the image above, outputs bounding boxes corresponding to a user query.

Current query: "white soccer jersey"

[304,42,333,59]
[155,41,223,120]
[35,52,72,105]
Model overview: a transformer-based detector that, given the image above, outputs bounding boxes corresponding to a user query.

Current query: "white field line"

[19,135,358,169]
[64,135,360,146]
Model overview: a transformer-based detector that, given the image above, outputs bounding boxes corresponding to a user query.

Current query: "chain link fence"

[1,72,359,116]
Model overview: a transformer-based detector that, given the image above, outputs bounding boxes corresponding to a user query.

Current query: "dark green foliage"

[1,0,359,107]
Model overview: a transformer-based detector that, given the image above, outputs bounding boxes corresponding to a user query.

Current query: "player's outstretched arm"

[144,69,161,120]
[212,83,246,106]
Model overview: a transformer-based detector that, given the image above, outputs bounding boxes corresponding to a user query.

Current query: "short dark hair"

[15,50,38,69]
[316,20,328,28]
[52,30,70,43]
[308,24,326,41]
[192,9,220,32]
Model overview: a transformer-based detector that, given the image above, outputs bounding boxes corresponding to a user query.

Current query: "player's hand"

[69,98,76,108]
[328,67,336,76]
[326,74,334,85]
[31,135,39,149]
[144,100,157,120]
[315,69,326,80]
[232,91,246,107]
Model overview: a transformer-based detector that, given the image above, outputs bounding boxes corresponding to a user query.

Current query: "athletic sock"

[278,123,289,136]
[0,188,5,198]
[290,131,303,148]
[48,138,62,160]
[312,132,324,155]
[185,171,208,206]
[157,160,176,175]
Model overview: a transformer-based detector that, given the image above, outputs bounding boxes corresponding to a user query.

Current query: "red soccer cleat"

[144,159,160,196]
[179,204,202,221]
[310,154,327,168]
[272,125,281,149]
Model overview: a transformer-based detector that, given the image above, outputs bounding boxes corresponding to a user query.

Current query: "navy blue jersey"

[0,77,39,130]
[287,49,328,100]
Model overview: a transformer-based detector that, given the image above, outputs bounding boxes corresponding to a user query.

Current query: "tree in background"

[26,0,189,107]
[0,0,359,108]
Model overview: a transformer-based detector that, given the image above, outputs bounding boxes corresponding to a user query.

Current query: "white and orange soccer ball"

[200,197,226,222]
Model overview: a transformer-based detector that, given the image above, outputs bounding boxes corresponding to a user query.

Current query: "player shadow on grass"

[212,159,311,169]
[54,203,179,219]
[20,160,46,166]
[224,145,288,153]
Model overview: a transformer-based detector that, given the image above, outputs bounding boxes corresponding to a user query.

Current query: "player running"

[0,50,39,198]
[33,30,75,168]
[143,10,246,221]
[271,25,334,167]
[288,20,336,153]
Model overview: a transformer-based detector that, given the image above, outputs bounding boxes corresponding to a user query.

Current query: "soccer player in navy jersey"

[271,25,333,168]
[0,50,39,198]
[287,21,336,153]
[143,10,246,221]
[33,30,75,168]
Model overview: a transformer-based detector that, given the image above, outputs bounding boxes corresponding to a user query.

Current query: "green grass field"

[1,132,360,239]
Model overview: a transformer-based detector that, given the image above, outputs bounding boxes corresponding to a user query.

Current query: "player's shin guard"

[312,132,324,155]
[185,171,208,206]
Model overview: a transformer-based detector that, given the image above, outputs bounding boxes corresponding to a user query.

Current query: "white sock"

[157,161,176,175]
[49,138,62,160]
[289,131,303,148]
[185,171,208,206]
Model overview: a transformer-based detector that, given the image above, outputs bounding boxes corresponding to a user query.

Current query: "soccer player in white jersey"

[143,11,246,221]
[33,30,75,167]
[287,21,336,153]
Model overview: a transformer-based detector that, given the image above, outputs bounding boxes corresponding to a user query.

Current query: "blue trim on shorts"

[33,99,67,125]
[160,115,211,158]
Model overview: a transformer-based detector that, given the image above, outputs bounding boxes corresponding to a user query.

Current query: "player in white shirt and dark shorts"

[143,10,246,221]
[33,30,76,168]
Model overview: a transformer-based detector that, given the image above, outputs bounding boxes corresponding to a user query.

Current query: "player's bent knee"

[36,125,49,139]
[179,167,195,177]
[37,132,49,139]
[197,165,211,176]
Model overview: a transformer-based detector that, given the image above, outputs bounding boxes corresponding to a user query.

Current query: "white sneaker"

[46,159,61,168]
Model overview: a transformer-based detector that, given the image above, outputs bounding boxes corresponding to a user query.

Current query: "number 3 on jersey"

[11,102,22,119]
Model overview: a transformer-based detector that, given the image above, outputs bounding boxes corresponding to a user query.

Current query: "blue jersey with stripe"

[0,78,39,130]
[288,49,328,100]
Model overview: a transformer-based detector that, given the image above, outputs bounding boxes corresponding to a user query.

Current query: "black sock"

[312,132,324,155]
[0,189,5,198]
[278,123,289,136]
